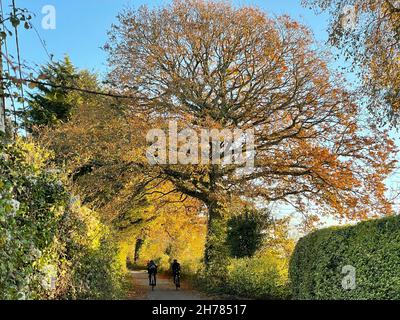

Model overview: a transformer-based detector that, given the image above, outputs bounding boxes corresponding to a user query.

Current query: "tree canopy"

[106,0,395,219]
[227,207,272,258]
[2,0,398,299]
[24,56,100,132]
[302,0,400,125]
[105,0,396,277]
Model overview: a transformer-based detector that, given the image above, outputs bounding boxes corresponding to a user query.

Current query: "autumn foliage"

[101,0,397,278]
[16,0,398,298]
[303,0,400,124]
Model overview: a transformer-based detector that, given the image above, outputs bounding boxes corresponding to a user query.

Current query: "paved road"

[128,270,209,300]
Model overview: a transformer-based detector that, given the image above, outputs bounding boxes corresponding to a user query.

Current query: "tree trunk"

[134,238,144,264]
[204,200,229,283]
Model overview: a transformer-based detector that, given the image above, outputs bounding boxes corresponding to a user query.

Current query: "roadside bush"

[193,249,290,299]
[0,139,123,299]
[227,207,271,258]
[194,217,294,299]
[60,199,124,299]
[225,250,290,299]
[290,215,400,299]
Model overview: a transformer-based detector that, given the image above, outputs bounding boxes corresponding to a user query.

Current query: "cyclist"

[171,259,181,286]
[147,260,158,286]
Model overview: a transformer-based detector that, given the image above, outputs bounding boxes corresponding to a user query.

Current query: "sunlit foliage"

[0,139,123,299]
[303,0,400,124]
[105,0,396,279]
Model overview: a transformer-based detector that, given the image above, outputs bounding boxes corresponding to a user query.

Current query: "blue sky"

[10,0,330,74]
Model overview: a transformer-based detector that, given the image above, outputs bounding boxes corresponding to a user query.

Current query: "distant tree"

[24,56,80,131]
[302,0,400,125]
[227,207,272,258]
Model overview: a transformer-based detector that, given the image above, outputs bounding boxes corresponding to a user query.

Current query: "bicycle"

[149,273,157,291]
[173,272,180,290]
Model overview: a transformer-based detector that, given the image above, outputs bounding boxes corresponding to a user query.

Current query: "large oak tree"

[105,0,395,278]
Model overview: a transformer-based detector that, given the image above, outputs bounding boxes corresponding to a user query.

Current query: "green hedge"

[289,215,400,300]
[0,139,123,299]
[225,251,290,299]
[194,249,290,299]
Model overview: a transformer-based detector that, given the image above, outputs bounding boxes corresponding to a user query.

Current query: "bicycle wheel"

[150,274,156,290]
[175,274,180,290]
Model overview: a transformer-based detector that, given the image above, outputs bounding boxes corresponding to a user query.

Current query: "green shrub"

[69,236,124,299]
[59,199,124,299]
[194,249,290,299]
[227,207,271,258]
[193,217,294,299]
[226,251,290,299]
[0,139,123,299]
[289,215,400,300]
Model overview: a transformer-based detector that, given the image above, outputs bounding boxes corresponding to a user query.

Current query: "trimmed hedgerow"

[289,215,400,300]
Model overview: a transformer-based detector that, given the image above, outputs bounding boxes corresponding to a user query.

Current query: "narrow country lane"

[127,270,210,300]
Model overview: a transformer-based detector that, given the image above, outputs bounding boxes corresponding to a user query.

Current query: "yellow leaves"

[133,186,206,269]
[67,196,105,250]
[306,0,400,121]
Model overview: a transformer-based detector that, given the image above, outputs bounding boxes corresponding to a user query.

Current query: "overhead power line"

[0,50,138,101]
[12,0,25,108]
[10,77,138,100]
[1,0,17,136]
[31,24,52,61]
[0,0,6,133]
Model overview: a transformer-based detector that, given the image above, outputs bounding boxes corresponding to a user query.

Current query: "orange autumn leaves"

[103,0,397,227]
[31,0,397,260]
[303,0,400,123]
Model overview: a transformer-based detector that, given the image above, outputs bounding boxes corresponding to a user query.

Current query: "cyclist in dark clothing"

[171,259,181,285]
[147,260,158,286]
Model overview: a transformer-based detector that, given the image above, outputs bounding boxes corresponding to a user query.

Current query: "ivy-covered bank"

[0,139,123,300]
